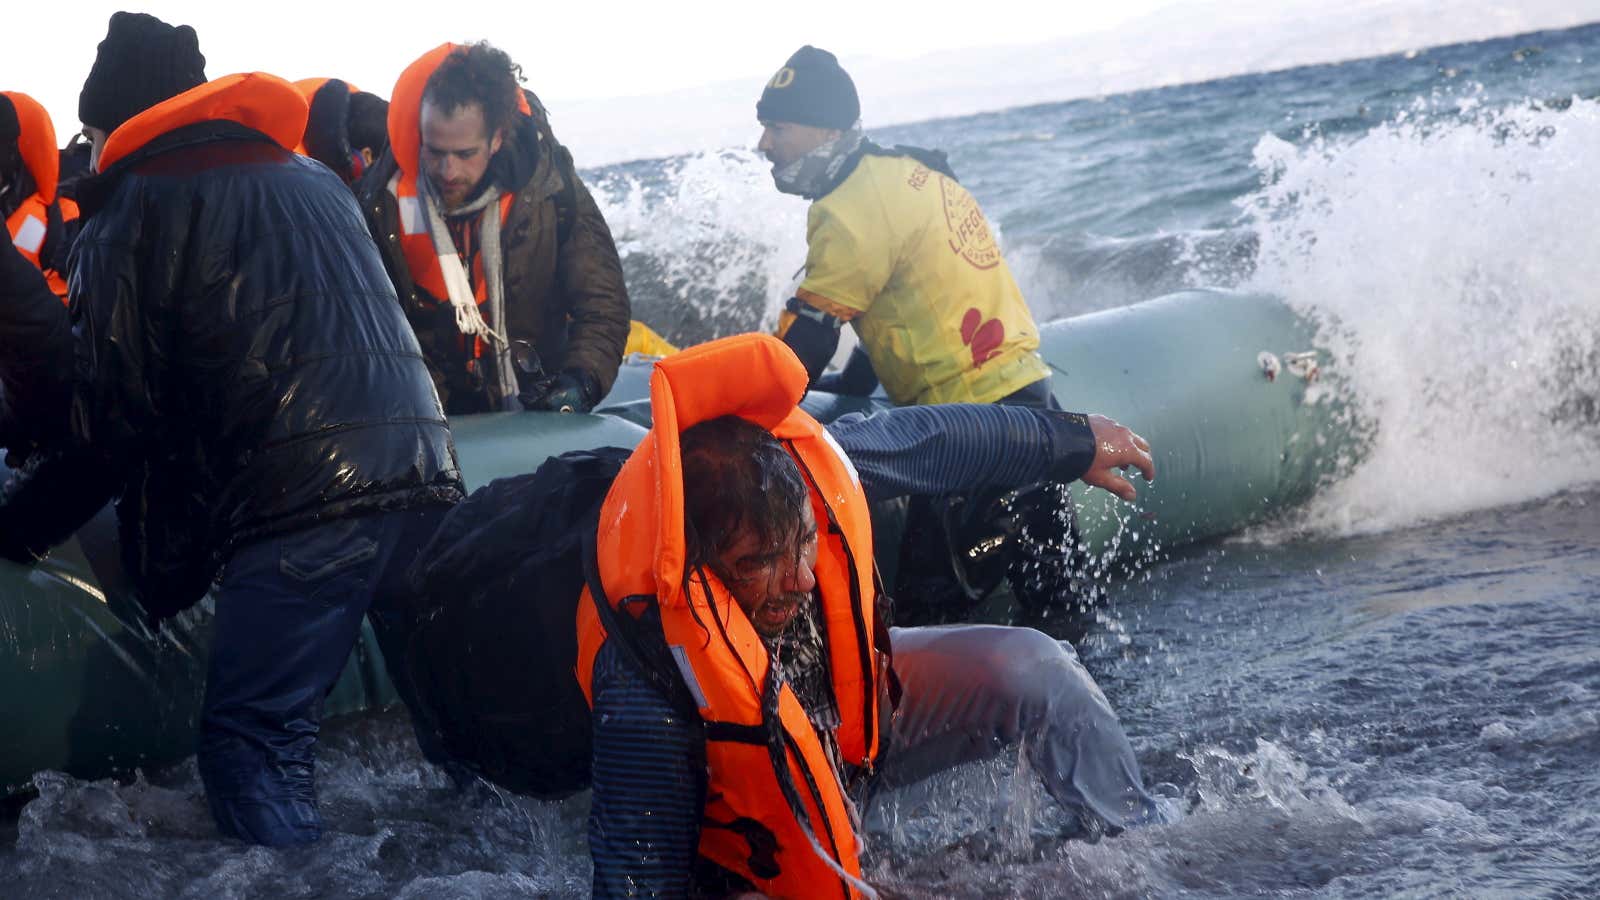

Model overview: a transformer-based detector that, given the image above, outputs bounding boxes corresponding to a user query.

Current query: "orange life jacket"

[3,91,79,300]
[575,333,884,900]
[385,43,526,308]
[96,72,308,173]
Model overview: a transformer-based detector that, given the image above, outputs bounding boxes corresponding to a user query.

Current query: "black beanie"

[78,12,207,134]
[756,45,859,130]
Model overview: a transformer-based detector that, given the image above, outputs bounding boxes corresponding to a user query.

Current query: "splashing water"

[588,150,810,345]
[10,26,1600,900]
[1236,94,1600,536]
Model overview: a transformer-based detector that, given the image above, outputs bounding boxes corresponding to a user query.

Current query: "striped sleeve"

[825,404,1096,502]
[588,639,704,899]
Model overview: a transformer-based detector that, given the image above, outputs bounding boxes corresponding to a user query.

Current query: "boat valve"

[1283,351,1320,382]
[1257,351,1281,382]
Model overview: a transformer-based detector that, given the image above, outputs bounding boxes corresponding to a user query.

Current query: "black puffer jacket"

[0,237,70,448]
[4,115,463,612]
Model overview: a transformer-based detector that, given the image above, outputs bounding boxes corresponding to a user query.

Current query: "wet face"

[716,501,819,639]
[82,126,108,172]
[419,99,502,211]
[757,120,842,170]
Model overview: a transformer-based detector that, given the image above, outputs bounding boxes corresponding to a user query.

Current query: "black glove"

[0,447,120,566]
[814,346,879,397]
[519,370,598,413]
[779,297,842,386]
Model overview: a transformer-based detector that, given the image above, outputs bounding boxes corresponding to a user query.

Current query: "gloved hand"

[519,370,598,413]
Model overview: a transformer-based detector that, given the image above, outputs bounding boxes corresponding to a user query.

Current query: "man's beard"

[753,590,811,639]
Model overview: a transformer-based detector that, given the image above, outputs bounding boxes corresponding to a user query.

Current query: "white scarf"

[419,174,520,408]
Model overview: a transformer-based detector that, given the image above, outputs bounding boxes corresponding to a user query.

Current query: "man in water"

[358,41,630,415]
[757,46,1079,623]
[0,12,461,846]
[578,335,1169,898]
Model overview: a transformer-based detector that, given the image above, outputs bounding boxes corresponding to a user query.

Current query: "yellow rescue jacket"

[575,333,884,899]
[793,153,1050,405]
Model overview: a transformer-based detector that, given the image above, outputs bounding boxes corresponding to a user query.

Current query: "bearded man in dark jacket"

[0,12,463,847]
[357,41,630,415]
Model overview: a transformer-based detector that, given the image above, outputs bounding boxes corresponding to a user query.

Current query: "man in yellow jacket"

[763,45,1050,408]
[761,46,1074,621]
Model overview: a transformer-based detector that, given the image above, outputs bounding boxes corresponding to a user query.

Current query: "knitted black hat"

[756,45,859,130]
[78,12,207,134]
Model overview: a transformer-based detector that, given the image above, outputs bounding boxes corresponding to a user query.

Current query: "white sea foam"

[591,149,810,335]
[1237,95,1600,536]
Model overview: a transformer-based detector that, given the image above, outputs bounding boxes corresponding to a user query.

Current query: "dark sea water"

[5,21,1600,900]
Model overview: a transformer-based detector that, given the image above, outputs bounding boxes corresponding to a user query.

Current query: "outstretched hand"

[1080,414,1155,502]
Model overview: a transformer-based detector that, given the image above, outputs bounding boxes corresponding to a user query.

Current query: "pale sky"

[9,0,1182,126]
[7,0,1599,165]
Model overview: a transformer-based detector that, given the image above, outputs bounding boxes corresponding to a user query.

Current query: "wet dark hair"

[346,91,389,156]
[680,416,810,571]
[422,41,524,142]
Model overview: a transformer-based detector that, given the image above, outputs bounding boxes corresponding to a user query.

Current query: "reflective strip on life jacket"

[574,334,881,899]
[9,207,46,256]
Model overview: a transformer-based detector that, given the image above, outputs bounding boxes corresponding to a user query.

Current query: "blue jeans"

[197,507,443,846]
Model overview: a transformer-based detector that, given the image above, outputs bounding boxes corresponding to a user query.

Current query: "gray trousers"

[876,624,1166,831]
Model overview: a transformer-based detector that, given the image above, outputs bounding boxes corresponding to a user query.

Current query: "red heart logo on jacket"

[960,307,1005,367]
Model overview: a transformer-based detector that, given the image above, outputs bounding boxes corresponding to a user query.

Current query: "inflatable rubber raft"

[0,289,1355,794]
